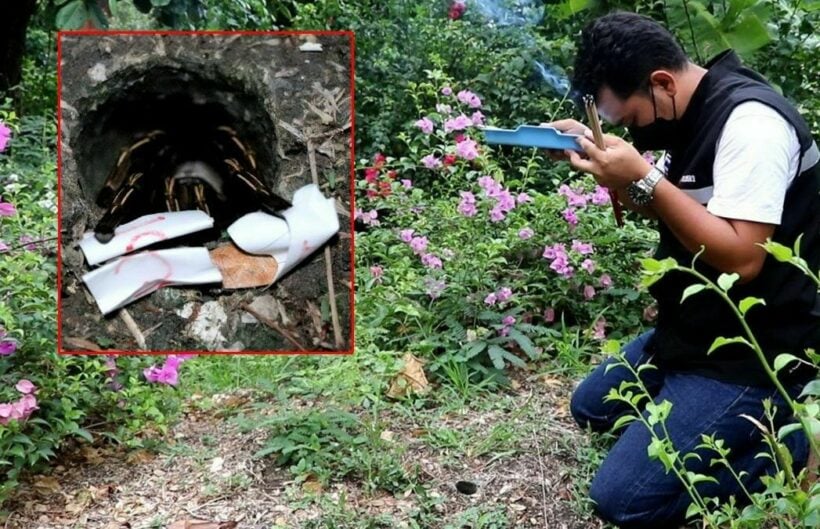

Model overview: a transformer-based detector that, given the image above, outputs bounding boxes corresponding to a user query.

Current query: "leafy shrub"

[354,72,656,382]
[252,408,413,494]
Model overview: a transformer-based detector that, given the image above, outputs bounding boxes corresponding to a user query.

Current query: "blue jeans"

[570,330,810,529]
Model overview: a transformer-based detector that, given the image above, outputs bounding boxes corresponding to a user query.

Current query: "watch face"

[628,182,650,206]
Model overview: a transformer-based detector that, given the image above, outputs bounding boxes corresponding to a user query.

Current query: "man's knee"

[570,375,614,432]
[589,471,684,529]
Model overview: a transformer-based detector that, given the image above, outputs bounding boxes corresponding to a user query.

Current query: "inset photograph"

[58,31,353,353]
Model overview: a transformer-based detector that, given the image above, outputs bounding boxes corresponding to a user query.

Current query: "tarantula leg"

[94,171,150,243]
[97,130,167,207]
[223,157,292,215]
[216,126,257,170]
[192,182,210,215]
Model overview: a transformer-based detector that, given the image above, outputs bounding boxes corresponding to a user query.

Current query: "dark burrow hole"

[72,63,282,240]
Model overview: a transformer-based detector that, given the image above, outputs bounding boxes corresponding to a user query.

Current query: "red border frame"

[56,30,356,357]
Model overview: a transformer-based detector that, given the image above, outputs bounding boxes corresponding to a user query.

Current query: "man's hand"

[541,119,591,161]
[569,134,652,188]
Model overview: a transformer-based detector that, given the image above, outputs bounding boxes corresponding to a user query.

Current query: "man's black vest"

[648,50,820,387]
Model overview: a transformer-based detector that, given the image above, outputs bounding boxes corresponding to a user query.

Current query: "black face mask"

[628,89,683,151]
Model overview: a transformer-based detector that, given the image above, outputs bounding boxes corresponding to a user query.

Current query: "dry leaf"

[209,457,224,474]
[168,521,238,529]
[379,430,394,442]
[81,445,104,464]
[125,449,155,465]
[210,243,278,289]
[387,354,429,399]
[64,337,102,351]
[32,475,61,495]
[302,478,323,494]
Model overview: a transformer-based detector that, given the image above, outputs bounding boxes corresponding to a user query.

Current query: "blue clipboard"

[482,125,583,152]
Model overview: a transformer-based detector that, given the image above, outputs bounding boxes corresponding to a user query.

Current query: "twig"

[0,235,58,254]
[118,308,147,350]
[307,123,351,140]
[307,138,344,349]
[240,303,306,351]
[534,433,551,529]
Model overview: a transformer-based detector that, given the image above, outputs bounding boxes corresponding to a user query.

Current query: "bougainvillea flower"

[0,338,17,356]
[0,121,11,152]
[415,117,434,134]
[15,379,36,394]
[0,202,17,217]
[422,154,442,169]
[455,138,479,160]
[457,89,482,108]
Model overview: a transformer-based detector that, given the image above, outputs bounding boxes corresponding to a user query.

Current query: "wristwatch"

[627,166,665,206]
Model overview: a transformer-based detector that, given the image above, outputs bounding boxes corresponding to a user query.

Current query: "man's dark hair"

[572,12,689,102]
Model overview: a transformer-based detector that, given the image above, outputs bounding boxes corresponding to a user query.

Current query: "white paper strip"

[82,247,223,315]
[227,184,339,280]
[79,210,215,266]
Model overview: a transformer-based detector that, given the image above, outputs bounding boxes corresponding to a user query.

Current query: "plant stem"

[678,266,820,462]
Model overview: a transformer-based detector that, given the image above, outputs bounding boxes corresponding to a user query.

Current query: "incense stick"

[582,94,624,227]
[583,95,606,149]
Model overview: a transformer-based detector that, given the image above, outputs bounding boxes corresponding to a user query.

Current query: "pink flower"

[0,404,12,421]
[455,138,479,160]
[583,285,596,300]
[581,258,596,273]
[0,121,11,152]
[516,192,532,204]
[401,179,413,189]
[458,191,477,217]
[592,317,607,340]
[143,363,179,386]
[0,338,17,356]
[642,151,656,165]
[424,277,446,299]
[542,243,567,261]
[15,379,35,394]
[478,175,502,197]
[562,208,578,227]
[470,111,485,126]
[370,265,383,282]
[415,117,434,134]
[496,287,513,302]
[571,240,595,255]
[590,185,611,205]
[441,86,453,96]
[355,209,379,226]
[484,293,497,305]
[0,241,8,252]
[518,227,534,240]
[444,114,473,133]
[400,229,415,243]
[421,253,443,269]
[410,236,428,255]
[0,202,16,217]
[19,235,37,251]
[489,206,506,222]
[421,154,441,169]
[543,307,556,323]
[502,315,516,326]
[457,89,482,108]
[598,274,613,288]
[499,327,511,337]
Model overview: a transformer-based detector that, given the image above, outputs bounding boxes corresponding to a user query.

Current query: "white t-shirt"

[658,101,801,225]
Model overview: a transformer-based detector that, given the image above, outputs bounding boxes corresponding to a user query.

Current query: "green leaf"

[686,471,720,486]
[738,296,765,316]
[724,14,771,54]
[708,336,752,354]
[773,353,801,373]
[799,380,820,398]
[55,0,89,29]
[762,240,793,262]
[462,341,487,360]
[680,284,706,303]
[488,345,508,370]
[717,273,740,291]
[777,422,803,440]
[507,328,537,358]
[151,0,172,5]
[611,414,638,431]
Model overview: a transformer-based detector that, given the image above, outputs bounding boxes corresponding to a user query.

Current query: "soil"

[58,33,353,353]
[3,373,603,529]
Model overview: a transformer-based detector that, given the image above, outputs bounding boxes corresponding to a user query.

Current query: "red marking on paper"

[302,239,314,255]
[125,230,167,252]
[116,214,167,235]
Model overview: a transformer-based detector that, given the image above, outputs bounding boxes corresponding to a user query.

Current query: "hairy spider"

[93,125,291,243]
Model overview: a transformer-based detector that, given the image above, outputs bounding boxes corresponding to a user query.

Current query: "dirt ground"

[58,33,352,353]
[3,374,602,529]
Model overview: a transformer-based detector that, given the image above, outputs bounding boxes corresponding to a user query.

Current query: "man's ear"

[649,70,678,97]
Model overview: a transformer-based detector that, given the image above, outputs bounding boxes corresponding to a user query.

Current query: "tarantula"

[93,125,291,243]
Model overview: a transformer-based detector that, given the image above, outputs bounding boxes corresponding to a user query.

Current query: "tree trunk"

[0,0,39,101]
